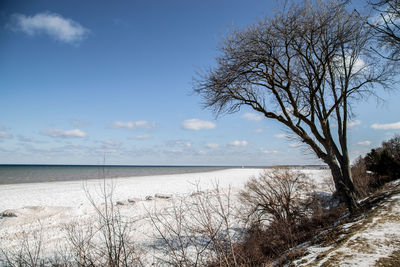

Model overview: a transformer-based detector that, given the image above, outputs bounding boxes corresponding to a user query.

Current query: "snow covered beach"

[0,168,267,210]
[0,168,332,264]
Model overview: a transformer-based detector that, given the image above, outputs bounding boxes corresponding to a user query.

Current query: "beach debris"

[190,191,204,197]
[145,195,154,201]
[128,198,140,204]
[0,210,17,217]
[116,200,129,206]
[155,193,172,199]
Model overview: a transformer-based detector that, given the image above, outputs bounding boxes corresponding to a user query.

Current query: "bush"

[351,156,375,197]
[365,135,400,181]
[148,184,242,266]
[350,135,400,197]
[239,168,315,226]
[234,168,344,265]
[63,180,143,267]
[0,224,45,267]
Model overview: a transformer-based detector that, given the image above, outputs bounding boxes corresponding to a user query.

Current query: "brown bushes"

[239,168,315,226]
[352,156,375,198]
[232,168,344,266]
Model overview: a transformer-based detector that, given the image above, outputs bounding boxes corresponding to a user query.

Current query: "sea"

[0,165,234,185]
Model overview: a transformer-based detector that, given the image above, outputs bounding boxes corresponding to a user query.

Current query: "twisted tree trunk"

[325,157,359,213]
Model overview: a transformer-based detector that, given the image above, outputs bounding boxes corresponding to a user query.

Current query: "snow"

[294,187,400,267]
[0,168,264,210]
[0,168,332,264]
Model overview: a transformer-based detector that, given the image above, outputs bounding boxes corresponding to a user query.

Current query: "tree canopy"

[369,0,400,60]
[195,0,396,212]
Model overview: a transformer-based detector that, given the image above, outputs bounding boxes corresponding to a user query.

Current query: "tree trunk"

[326,159,360,214]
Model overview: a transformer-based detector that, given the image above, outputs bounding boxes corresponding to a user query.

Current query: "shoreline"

[0,164,328,186]
[0,168,266,210]
[0,165,235,185]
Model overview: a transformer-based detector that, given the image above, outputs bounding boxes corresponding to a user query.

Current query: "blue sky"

[0,0,399,166]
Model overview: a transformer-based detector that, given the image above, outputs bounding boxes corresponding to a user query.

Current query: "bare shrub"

[351,156,374,197]
[232,168,347,265]
[63,179,143,266]
[239,168,315,226]
[0,222,45,267]
[148,184,242,266]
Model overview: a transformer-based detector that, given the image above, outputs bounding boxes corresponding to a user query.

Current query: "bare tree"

[194,0,395,213]
[368,0,400,60]
[148,185,243,266]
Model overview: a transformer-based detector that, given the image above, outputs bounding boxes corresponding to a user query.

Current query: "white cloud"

[0,131,13,139]
[348,120,361,127]
[274,134,287,139]
[206,143,219,149]
[335,53,367,75]
[181,119,216,131]
[110,120,155,129]
[260,148,278,154]
[243,112,263,121]
[9,12,89,44]
[230,140,248,147]
[42,128,87,138]
[357,141,371,146]
[352,57,366,74]
[371,122,400,130]
[129,135,151,140]
[255,128,263,133]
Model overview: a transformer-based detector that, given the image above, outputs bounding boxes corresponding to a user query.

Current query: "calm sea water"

[0,165,232,185]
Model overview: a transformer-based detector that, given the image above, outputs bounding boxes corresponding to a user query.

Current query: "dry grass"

[376,249,400,267]
[301,181,400,266]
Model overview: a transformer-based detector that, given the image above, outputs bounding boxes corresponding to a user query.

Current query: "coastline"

[0,168,265,210]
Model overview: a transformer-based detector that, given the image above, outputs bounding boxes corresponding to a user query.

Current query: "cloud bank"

[274,134,287,139]
[230,140,248,147]
[110,121,155,130]
[9,12,89,44]
[0,131,13,139]
[371,121,400,130]
[260,148,278,154]
[357,141,371,146]
[42,128,87,138]
[129,135,151,140]
[181,119,216,130]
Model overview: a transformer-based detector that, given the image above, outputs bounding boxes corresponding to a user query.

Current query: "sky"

[0,0,399,166]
